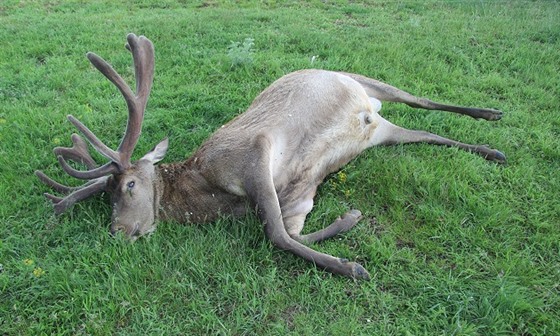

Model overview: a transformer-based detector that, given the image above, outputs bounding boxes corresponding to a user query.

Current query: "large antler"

[35,33,155,214]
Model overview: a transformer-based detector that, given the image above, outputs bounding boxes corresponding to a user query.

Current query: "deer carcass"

[36,34,505,279]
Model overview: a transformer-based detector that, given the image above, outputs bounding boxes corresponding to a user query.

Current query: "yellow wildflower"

[33,267,45,277]
[23,259,34,266]
[338,171,347,183]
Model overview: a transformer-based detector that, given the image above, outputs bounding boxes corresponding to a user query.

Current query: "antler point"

[86,52,97,61]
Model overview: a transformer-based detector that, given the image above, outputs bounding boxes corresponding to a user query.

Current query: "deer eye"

[127,181,135,189]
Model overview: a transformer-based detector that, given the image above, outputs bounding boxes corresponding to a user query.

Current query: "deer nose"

[110,222,140,238]
[110,225,123,236]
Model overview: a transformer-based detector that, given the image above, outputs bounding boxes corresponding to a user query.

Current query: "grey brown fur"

[36,34,505,279]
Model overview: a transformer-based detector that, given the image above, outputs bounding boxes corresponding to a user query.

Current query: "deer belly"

[281,197,314,218]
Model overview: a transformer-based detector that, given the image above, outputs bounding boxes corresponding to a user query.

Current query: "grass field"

[1,1,559,334]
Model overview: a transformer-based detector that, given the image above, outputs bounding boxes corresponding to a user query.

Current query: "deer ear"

[141,138,169,164]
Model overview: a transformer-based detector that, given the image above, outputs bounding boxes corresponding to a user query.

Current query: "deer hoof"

[475,108,503,121]
[487,109,503,121]
[351,262,371,280]
[494,150,506,163]
[341,259,370,280]
[343,209,362,221]
[333,210,363,234]
[486,149,506,164]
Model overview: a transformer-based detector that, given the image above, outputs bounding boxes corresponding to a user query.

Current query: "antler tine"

[51,129,118,181]
[36,165,111,215]
[46,177,110,215]
[84,34,155,169]
[35,168,110,215]
[126,34,155,101]
[67,115,120,163]
[84,52,134,169]
[35,170,77,194]
[118,33,155,163]
[35,169,106,195]
[51,177,109,215]
[53,133,97,170]
[57,158,117,180]
[86,52,136,111]
[35,131,107,193]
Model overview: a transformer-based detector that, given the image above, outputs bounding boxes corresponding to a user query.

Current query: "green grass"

[1,0,559,334]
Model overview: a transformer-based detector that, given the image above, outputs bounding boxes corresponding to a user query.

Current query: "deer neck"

[155,161,247,224]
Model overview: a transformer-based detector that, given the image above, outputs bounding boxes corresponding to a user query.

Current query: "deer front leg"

[257,203,370,280]
[244,136,370,280]
[285,209,363,244]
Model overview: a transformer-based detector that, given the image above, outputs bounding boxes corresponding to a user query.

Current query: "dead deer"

[36,34,505,280]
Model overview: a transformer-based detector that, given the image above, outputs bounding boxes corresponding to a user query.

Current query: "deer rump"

[36,34,505,280]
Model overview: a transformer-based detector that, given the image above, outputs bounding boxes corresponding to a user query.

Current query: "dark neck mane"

[156,160,247,224]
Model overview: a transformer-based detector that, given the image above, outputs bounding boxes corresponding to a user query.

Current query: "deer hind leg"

[369,114,506,163]
[341,72,503,121]
[245,135,370,280]
[285,209,363,244]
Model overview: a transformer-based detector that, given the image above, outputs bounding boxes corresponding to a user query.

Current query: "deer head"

[35,34,167,238]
